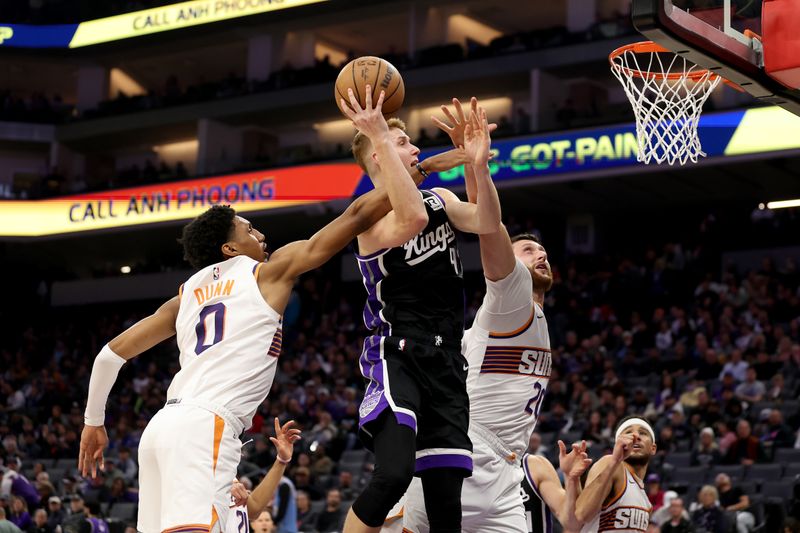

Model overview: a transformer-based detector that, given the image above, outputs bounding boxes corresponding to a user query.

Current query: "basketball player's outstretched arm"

[341,86,428,251]
[433,97,514,280]
[533,441,592,532]
[243,418,301,517]
[432,105,501,235]
[574,434,635,523]
[79,295,181,477]
[259,177,416,312]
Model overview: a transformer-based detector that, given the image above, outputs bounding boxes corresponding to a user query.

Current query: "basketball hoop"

[609,41,722,165]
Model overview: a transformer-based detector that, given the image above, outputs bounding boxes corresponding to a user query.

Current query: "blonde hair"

[698,485,719,501]
[351,117,408,174]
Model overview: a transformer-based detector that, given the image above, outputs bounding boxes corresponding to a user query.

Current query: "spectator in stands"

[735,367,765,403]
[115,447,137,484]
[62,495,89,533]
[295,490,317,532]
[291,467,322,501]
[695,349,723,380]
[646,473,666,511]
[762,409,795,450]
[0,465,38,511]
[720,350,748,382]
[785,518,800,533]
[0,507,22,533]
[651,491,689,528]
[7,497,30,530]
[714,473,754,533]
[272,473,297,533]
[526,432,548,457]
[108,477,138,505]
[27,508,51,533]
[767,374,789,401]
[691,427,722,467]
[660,497,694,533]
[45,497,64,531]
[84,502,108,533]
[335,471,357,501]
[725,420,767,465]
[314,489,344,533]
[691,485,727,533]
[309,445,334,478]
[251,510,277,533]
[582,410,606,448]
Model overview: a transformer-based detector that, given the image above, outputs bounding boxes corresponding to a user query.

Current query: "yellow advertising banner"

[69,0,327,48]
[0,163,364,237]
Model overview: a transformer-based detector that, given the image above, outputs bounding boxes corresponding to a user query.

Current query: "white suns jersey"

[580,465,652,533]
[227,505,250,533]
[170,255,282,431]
[463,259,552,459]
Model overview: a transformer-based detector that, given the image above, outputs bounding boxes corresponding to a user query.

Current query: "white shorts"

[397,433,527,533]
[137,402,242,533]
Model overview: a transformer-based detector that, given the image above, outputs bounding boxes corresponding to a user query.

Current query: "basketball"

[335,56,405,117]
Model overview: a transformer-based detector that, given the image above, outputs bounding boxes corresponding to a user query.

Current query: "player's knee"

[352,460,414,527]
[373,459,414,504]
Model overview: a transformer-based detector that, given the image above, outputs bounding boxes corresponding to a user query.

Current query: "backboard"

[632,0,800,116]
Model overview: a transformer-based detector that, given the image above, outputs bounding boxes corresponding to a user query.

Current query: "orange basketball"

[335,56,405,117]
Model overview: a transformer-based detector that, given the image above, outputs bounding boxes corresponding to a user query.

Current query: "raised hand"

[270,417,301,464]
[431,97,497,149]
[340,85,389,141]
[558,440,593,479]
[612,433,636,464]
[230,478,250,508]
[463,106,492,167]
[79,424,109,478]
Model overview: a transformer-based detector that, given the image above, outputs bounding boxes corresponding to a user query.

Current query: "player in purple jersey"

[340,89,502,533]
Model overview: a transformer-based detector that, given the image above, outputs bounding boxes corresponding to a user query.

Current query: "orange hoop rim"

[608,40,720,82]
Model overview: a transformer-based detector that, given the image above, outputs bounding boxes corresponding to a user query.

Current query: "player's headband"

[615,418,655,443]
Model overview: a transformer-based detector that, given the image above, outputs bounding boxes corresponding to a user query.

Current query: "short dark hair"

[179,205,236,270]
[511,232,541,245]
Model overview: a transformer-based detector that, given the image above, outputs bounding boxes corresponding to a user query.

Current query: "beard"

[531,266,554,292]
[625,453,652,467]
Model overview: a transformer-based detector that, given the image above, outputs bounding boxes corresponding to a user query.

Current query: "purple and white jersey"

[355,189,464,340]
[464,258,552,459]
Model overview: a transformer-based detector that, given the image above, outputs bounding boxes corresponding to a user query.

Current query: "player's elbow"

[477,218,502,235]
[574,502,593,524]
[399,211,428,238]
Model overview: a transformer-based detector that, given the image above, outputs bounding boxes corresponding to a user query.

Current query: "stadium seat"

[673,466,708,485]
[664,451,692,468]
[774,448,800,464]
[783,462,800,479]
[738,480,757,496]
[340,450,369,464]
[747,463,783,484]
[310,500,326,514]
[55,458,75,470]
[561,430,583,445]
[108,502,137,520]
[760,479,796,499]
[779,400,800,419]
[711,464,745,481]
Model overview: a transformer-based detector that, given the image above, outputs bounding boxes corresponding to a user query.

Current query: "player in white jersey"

[78,87,441,533]
[575,416,656,533]
[227,418,300,533]
[393,97,591,533]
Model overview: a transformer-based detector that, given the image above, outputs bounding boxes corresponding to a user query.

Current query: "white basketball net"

[610,45,721,165]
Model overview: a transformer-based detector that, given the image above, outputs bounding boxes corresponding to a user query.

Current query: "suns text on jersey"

[609,507,649,531]
[519,349,552,377]
[194,279,235,305]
